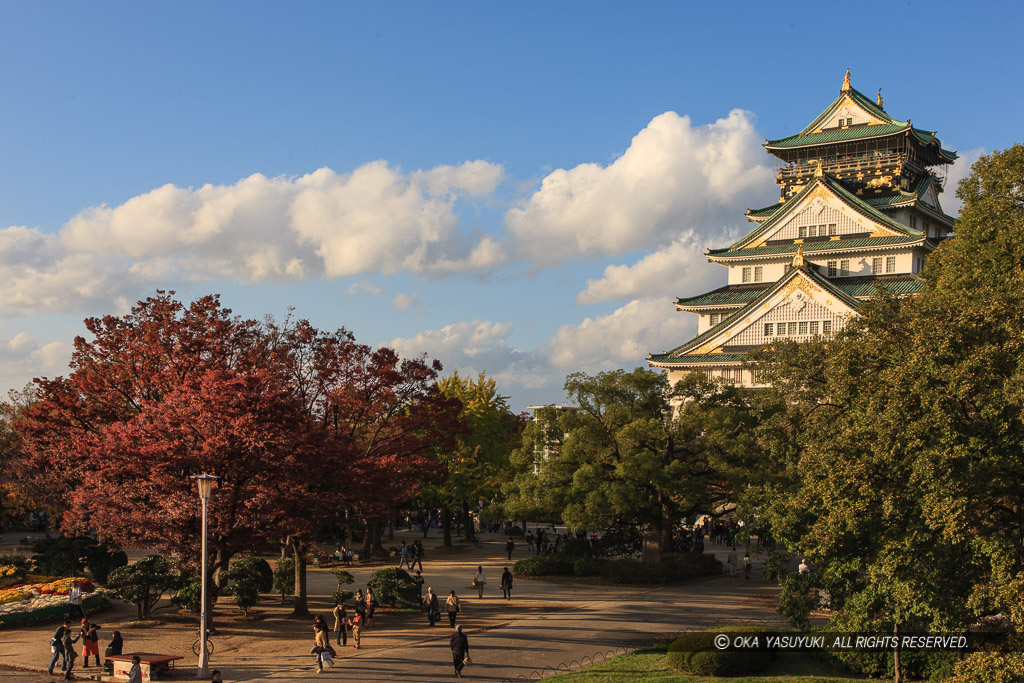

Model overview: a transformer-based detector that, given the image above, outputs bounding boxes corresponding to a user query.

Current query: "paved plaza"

[0,529,783,682]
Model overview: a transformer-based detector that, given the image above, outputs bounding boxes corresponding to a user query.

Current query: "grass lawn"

[544,643,872,683]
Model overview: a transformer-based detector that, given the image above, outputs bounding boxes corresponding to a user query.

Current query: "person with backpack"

[47,620,70,676]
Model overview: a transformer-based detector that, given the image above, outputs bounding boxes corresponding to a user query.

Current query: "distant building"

[526,405,579,473]
[649,70,956,387]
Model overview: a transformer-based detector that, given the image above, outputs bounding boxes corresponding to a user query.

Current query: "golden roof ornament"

[814,159,824,178]
[876,88,884,108]
[842,68,851,91]
[792,245,806,267]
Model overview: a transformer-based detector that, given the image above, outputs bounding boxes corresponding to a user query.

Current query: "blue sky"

[0,2,1019,411]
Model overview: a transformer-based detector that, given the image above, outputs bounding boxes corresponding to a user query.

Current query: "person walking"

[126,655,142,683]
[412,540,424,571]
[526,531,535,553]
[397,541,411,569]
[80,618,101,668]
[332,600,348,646]
[505,537,515,560]
[473,566,486,598]
[449,624,470,678]
[47,620,70,676]
[412,569,425,601]
[61,625,80,681]
[424,587,439,627]
[500,567,513,600]
[445,590,461,627]
[67,580,84,622]
[312,614,334,673]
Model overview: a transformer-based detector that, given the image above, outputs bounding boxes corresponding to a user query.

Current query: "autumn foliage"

[16,292,461,578]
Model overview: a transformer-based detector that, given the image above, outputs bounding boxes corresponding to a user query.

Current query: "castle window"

[799,226,808,238]
[840,259,850,276]
[910,215,918,229]
[733,368,743,382]
[809,321,819,335]
[764,323,773,336]
[828,223,837,236]
[822,320,833,335]
[872,257,882,274]
[784,264,792,275]
[788,322,798,335]
[799,322,808,335]
[709,313,720,326]
[828,261,837,277]
[742,266,752,283]
[886,256,896,273]
[754,266,763,282]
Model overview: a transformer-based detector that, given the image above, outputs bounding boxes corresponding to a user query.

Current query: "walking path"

[0,529,784,682]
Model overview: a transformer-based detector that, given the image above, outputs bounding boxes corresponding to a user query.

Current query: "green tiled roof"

[709,235,923,258]
[676,284,770,308]
[746,202,785,218]
[648,352,749,365]
[767,122,913,149]
[676,276,923,308]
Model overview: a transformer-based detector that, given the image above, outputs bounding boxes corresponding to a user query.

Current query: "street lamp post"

[191,474,219,679]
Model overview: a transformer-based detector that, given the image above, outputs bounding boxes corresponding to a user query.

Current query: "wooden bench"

[107,653,184,681]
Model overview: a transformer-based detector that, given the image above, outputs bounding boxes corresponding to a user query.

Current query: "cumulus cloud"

[543,298,693,370]
[577,231,731,304]
[391,292,425,313]
[941,147,985,216]
[0,160,505,314]
[505,109,776,264]
[0,333,73,390]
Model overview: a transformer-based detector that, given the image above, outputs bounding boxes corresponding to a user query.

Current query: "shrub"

[273,556,295,602]
[170,576,218,613]
[946,652,1024,682]
[600,555,722,584]
[513,554,574,576]
[561,538,595,558]
[31,536,126,581]
[572,557,603,577]
[367,567,420,607]
[106,555,180,619]
[329,568,355,605]
[596,526,642,557]
[0,554,30,588]
[667,626,772,675]
[222,555,273,615]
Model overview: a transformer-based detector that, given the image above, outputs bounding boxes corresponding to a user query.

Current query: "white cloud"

[505,109,776,264]
[344,281,383,297]
[391,292,425,313]
[941,147,985,217]
[577,231,728,304]
[0,160,506,314]
[0,334,73,390]
[543,298,693,370]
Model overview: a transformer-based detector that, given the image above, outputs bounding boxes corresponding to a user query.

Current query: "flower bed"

[0,577,104,624]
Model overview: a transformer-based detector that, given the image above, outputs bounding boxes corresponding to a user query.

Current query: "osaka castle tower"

[648,70,956,387]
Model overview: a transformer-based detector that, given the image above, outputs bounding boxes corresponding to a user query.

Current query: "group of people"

[396,540,425,571]
[47,617,117,680]
[725,547,753,579]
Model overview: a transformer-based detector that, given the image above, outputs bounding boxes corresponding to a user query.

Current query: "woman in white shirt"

[473,566,486,599]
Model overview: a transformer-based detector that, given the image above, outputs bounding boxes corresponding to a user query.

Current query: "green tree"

[749,146,1024,681]
[222,555,273,615]
[106,555,180,619]
[433,371,524,545]
[273,556,295,602]
[504,368,758,558]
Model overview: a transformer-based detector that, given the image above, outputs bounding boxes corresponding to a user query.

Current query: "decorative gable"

[742,179,912,249]
[815,95,888,132]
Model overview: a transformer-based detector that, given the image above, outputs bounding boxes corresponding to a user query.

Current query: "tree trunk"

[372,521,386,556]
[641,527,661,564]
[442,507,453,547]
[362,522,373,558]
[659,504,674,553]
[893,622,902,683]
[387,520,394,541]
[462,500,475,541]
[287,535,310,619]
